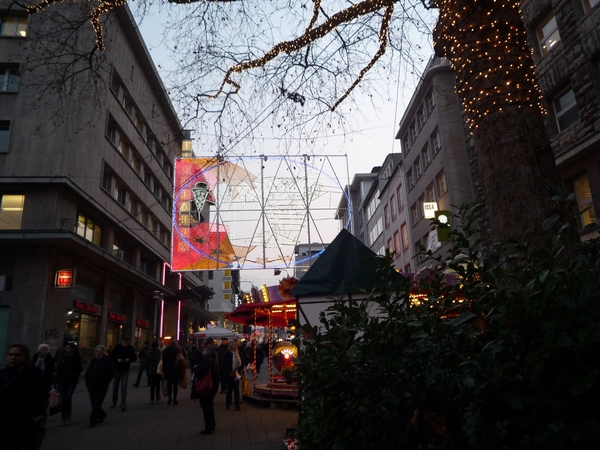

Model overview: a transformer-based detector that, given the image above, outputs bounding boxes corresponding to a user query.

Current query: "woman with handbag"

[147,342,162,404]
[221,340,242,411]
[194,342,220,435]
[55,343,83,426]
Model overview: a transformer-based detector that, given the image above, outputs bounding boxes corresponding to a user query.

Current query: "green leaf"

[503,392,525,410]
[452,311,477,327]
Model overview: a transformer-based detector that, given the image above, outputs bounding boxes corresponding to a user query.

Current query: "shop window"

[574,174,597,227]
[0,120,11,153]
[0,194,24,229]
[583,0,599,12]
[553,88,580,131]
[76,214,102,246]
[0,16,27,37]
[537,12,561,56]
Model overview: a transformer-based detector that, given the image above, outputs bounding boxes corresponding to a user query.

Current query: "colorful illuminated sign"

[55,269,76,288]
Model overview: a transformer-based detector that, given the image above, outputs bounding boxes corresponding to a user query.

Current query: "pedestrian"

[162,340,182,405]
[31,343,56,391]
[194,341,220,435]
[245,341,265,373]
[55,343,83,426]
[221,340,242,411]
[85,345,114,428]
[0,344,49,450]
[188,343,200,374]
[132,341,151,387]
[216,337,229,393]
[109,336,137,411]
[147,342,162,404]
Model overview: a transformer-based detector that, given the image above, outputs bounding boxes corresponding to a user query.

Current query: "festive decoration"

[277,276,299,300]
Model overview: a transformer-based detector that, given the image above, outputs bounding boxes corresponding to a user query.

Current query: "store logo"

[73,300,100,315]
[55,269,76,288]
[108,311,127,323]
[136,318,150,328]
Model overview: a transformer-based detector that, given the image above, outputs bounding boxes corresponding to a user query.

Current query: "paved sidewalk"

[41,367,298,450]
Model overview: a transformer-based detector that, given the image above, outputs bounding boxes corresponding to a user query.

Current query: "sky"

[133,2,436,288]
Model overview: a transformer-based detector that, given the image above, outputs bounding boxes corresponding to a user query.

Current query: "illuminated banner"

[55,269,76,288]
[108,311,127,323]
[136,318,150,328]
[73,300,102,316]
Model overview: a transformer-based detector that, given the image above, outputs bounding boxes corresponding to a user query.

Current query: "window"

[574,174,597,226]
[426,145,434,167]
[537,12,561,56]
[128,198,138,216]
[411,204,419,226]
[396,185,405,212]
[0,16,27,37]
[76,214,101,246]
[0,120,10,153]
[0,273,13,291]
[384,205,390,228]
[418,106,427,129]
[106,120,117,145]
[431,129,441,153]
[426,183,436,202]
[143,170,152,187]
[102,170,112,192]
[404,263,412,273]
[393,232,401,256]
[132,157,142,175]
[409,120,417,143]
[401,223,409,251]
[406,169,414,189]
[414,157,422,178]
[111,76,121,97]
[427,89,435,113]
[141,211,149,228]
[417,195,425,221]
[119,140,130,159]
[0,194,24,229]
[583,0,599,12]
[0,64,19,92]
[553,88,579,131]
[153,181,161,198]
[402,135,410,154]
[390,195,397,220]
[114,183,126,205]
[437,171,448,197]
[387,238,394,254]
[113,236,125,260]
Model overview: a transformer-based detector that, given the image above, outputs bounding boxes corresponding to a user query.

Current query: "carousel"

[225,277,299,399]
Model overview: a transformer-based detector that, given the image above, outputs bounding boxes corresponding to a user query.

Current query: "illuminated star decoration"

[210,0,396,111]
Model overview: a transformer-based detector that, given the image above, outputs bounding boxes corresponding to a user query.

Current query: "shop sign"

[55,269,76,288]
[73,300,102,316]
[136,318,150,328]
[108,311,127,323]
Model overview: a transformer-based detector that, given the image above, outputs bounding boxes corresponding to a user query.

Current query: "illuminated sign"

[136,318,150,328]
[108,311,127,323]
[423,202,438,219]
[73,300,101,316]
[55,269,76,288]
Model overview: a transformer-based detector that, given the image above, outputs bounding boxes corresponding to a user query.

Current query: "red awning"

[225,299,297,327]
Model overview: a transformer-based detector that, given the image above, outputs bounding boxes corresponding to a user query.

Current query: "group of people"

[0,336,261,447]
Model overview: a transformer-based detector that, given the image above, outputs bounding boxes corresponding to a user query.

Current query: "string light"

[433,0,546,128]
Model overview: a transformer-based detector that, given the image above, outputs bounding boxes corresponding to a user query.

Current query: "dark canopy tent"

[290,228,406,298]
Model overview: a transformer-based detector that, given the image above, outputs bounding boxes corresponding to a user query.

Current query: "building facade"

[521,0,600,239]
[0,4,212,364]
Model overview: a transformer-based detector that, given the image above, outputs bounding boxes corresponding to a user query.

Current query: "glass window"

[574,174,597,226]
[394,232,401,256]
[553,88,579,131]
[401,223,409,250]
[427,90,435,113]
[583,0,599,12]
[0,64,19,92]
[76,214,101,246]
[422,144,431,167]
[0,194,24,229]
[431,129,441,153]
[426,183,436,202]
[390,195,397,220]
[0,120,10,153]
[407,169,414,189]
[384,205,389,228]
[0,17,27,37]
[414,156,422,178]
[537,13,561,56]
[411,204,419,226]
[106,121,117,144]
[102,170,112,192]
[438,171,447,197]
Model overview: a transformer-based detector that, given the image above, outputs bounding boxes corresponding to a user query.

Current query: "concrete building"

[396,57,474,270]
[521,0,600,239]
[0,4,213,364]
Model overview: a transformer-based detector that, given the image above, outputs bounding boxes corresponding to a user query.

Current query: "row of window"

[406,129,441,191]
[111,73,173,178]
[0,194,24,229]
[410,171,447,227]
[101,166,171,246]
[386,222,409,258]
[402,89,436,153]
[0,16,27,38]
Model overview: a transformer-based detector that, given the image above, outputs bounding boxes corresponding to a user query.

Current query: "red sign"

[108,311,127,323]
[136,318,150,328]
[55,269,76,288]
[73,300,101,316]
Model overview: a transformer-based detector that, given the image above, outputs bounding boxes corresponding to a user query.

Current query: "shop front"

[65,299,101,368]
[134,317,151,349]
[106,311,127,352]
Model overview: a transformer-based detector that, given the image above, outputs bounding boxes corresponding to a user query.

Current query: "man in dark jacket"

[216,337,228,393]
[133,341,151,387]
[85,345,114,428]
[194,343,220,435]
[109,336,137,411]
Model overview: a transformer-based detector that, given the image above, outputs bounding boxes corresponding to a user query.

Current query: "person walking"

[31,343,56,391]
[132,341,151,387]
[222,340,242,411]
[0,344,49,450]
[162,341,182,405]
[216,337,228,393]
[147,342,162,404]
[194,341,220,435]
[109,336,137,411]
[55,343,83,426]
[85,345,114,428]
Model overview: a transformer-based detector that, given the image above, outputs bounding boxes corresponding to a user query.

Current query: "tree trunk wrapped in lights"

[433,0,562,246]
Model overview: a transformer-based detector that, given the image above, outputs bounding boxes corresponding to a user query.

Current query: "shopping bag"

[193,372,212,396]
[179,368,188,389]
[156,360,163,376]
[49,388,62,416]
[241,373,251,396]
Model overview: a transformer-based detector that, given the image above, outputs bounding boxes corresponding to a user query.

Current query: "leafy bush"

[296,201,600,450]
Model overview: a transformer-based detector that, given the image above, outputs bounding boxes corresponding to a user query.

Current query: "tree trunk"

[433,0,562,247]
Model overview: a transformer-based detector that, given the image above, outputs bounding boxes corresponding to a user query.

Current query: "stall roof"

[290,229,406,297]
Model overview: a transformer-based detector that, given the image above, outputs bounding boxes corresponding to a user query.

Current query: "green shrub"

[296,201,600,450]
